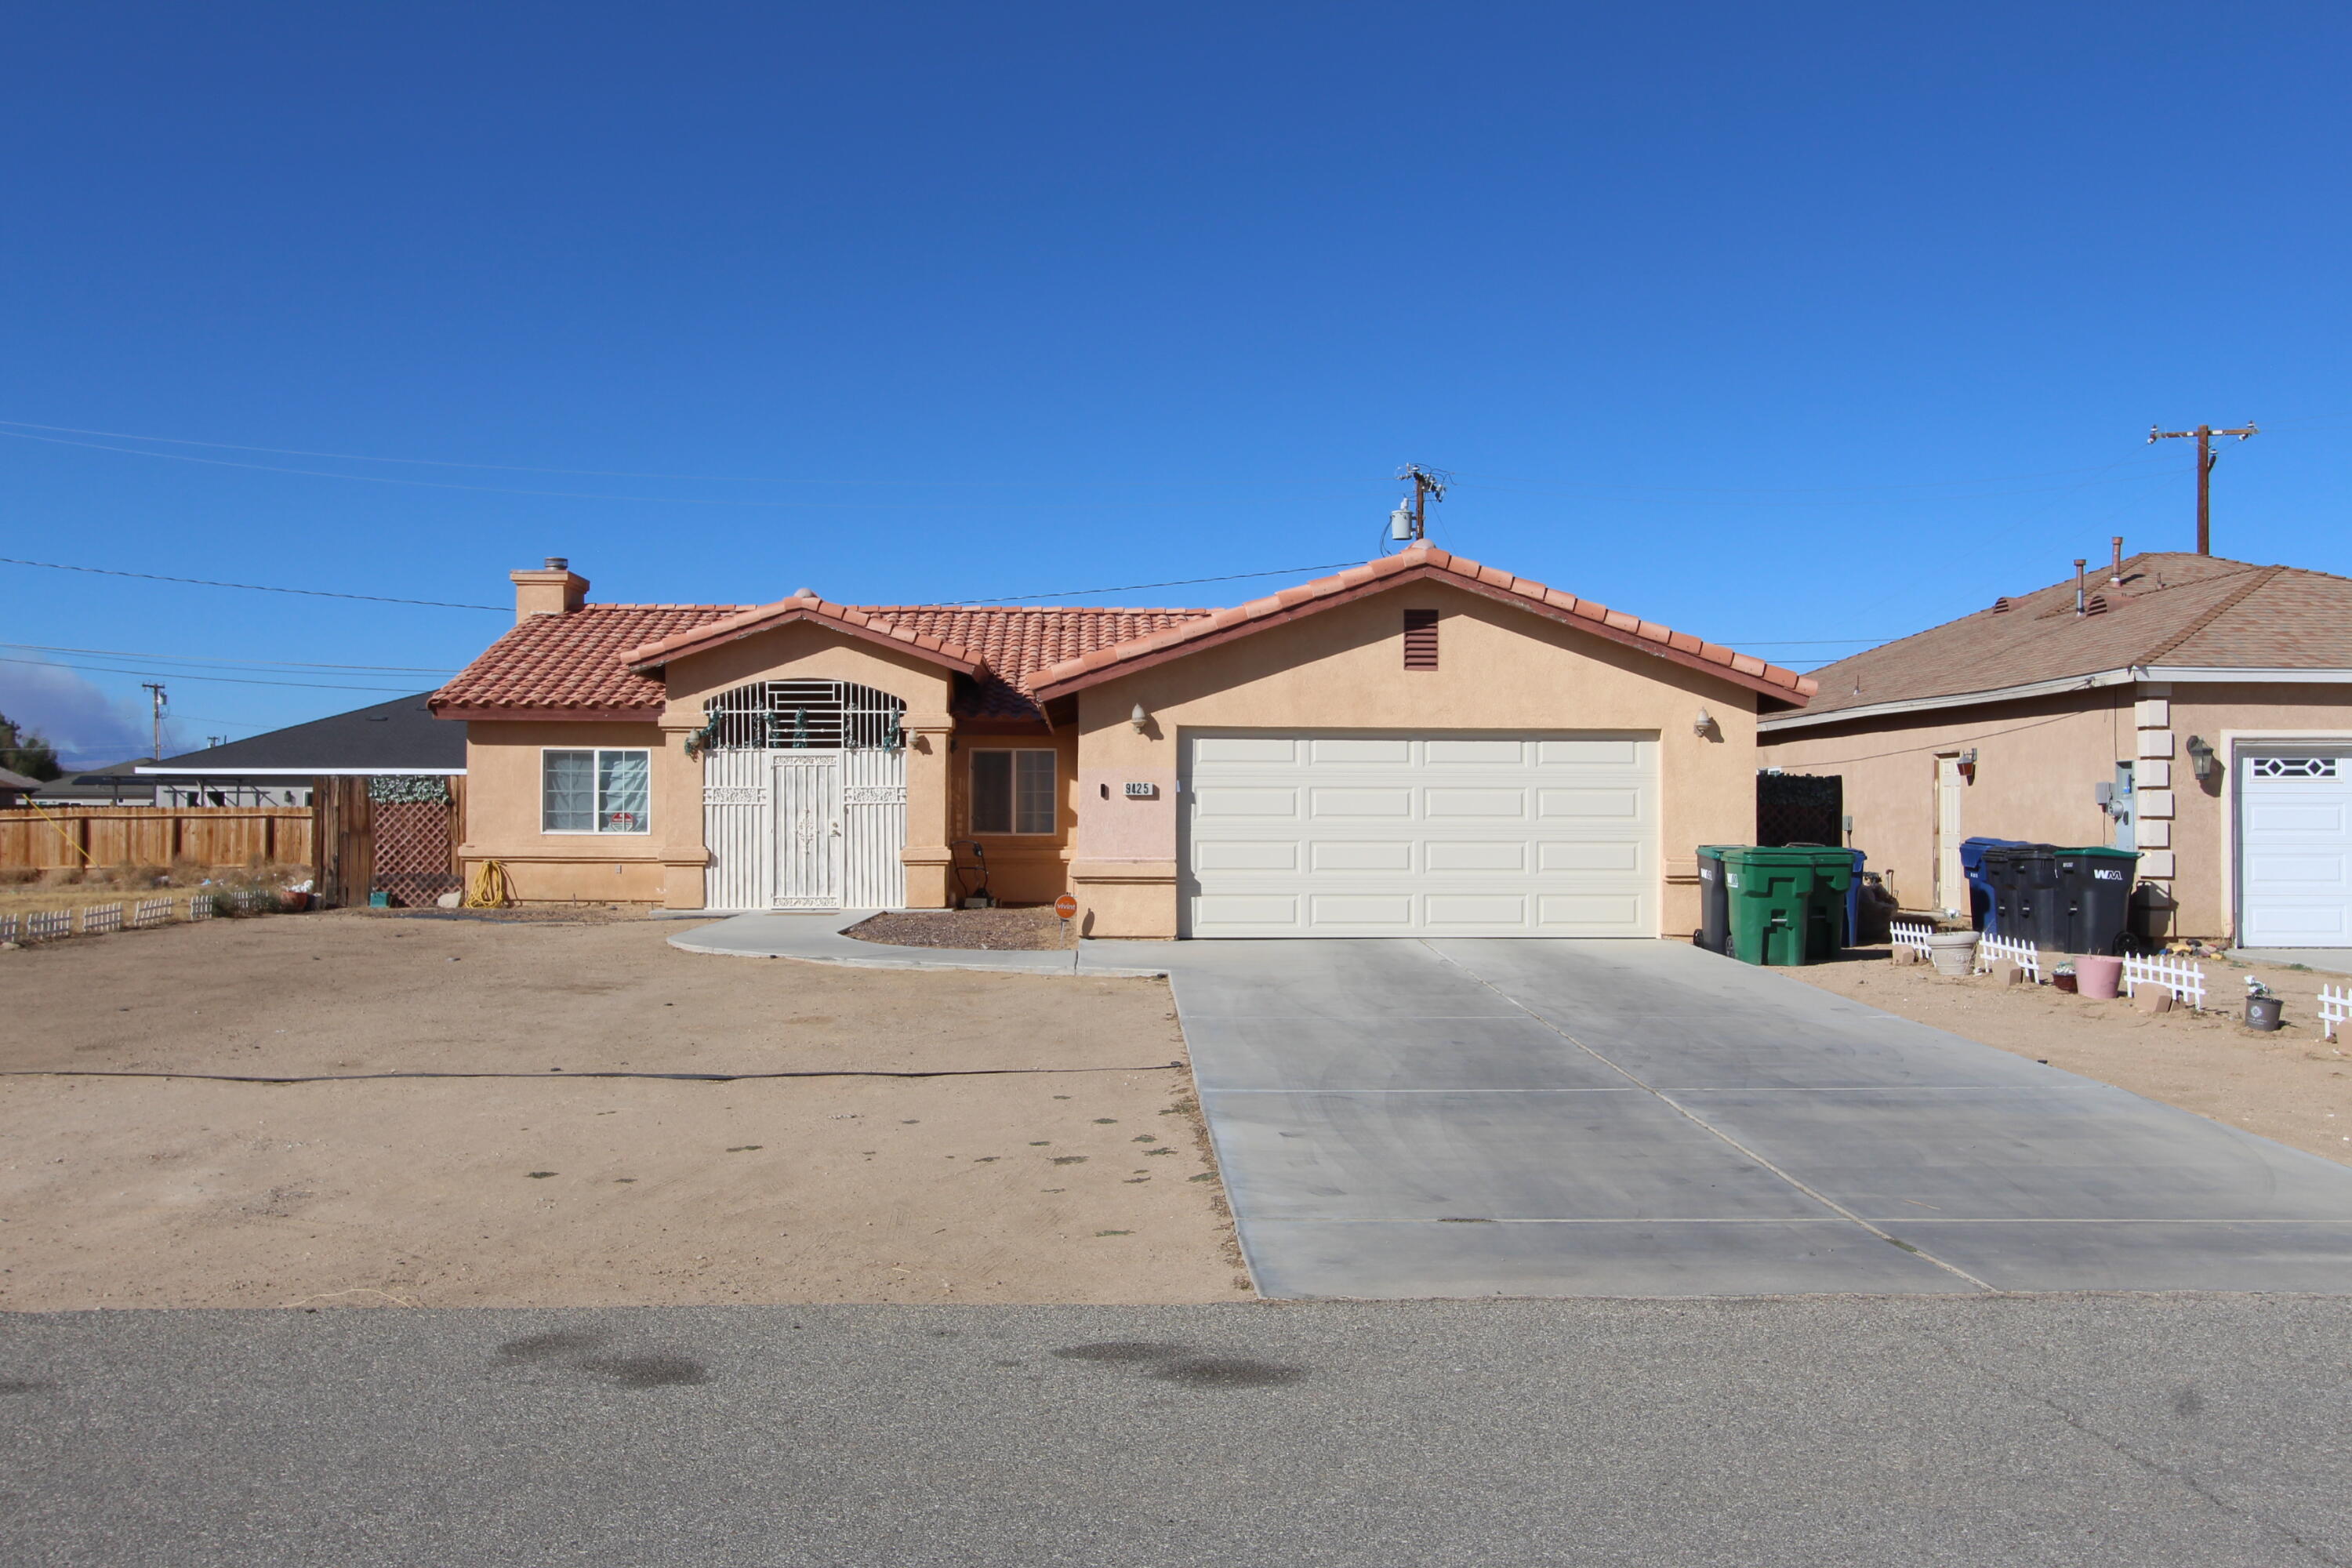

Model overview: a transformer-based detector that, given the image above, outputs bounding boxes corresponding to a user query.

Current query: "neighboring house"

[431,550,1817,937]
[1757,548,2352,946]
[31,758,159,806]
[136,693,463,805]
[0,766,41,807]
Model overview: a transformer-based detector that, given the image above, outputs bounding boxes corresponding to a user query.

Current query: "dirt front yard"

[1782,951,2352,1167]
[0,911,1244,1310]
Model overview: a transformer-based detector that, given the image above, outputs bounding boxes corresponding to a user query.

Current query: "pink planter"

[2076,955,2123,1000]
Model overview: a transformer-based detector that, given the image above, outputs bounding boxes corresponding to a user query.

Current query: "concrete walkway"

[672,916,2352,1300]
[2234,948,2352,977]
[665,911,1172,978]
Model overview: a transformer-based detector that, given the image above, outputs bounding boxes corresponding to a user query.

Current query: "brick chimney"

[510,557,587,623]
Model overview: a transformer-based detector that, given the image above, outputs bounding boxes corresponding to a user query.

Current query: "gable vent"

[1991,597,2012,613]
[2083,593,2110,616]
[1403,609,1439,670]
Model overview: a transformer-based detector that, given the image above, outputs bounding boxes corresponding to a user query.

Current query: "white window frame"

[540,747,653,836]
[969,747,1058,837]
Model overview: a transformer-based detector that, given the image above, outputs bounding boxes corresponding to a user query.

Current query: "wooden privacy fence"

[0,804,313,872]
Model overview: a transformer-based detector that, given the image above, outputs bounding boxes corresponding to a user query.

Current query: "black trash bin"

[1695,846,1733,954]
[1961,837,2032,934]
[1983,844,2063,950]
[2056,847,2140,954]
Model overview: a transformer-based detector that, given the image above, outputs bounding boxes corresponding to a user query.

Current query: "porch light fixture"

[1957,748,1978,784]
[1692,707,1714,737]
[1130,702,1149,734]
[2186,734,2217,781]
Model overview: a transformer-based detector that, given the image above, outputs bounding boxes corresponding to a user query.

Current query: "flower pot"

[2075,955,2123,1000]
[2053,972,2078,993]
[2246,995,2284,1032]
[1926,929,1980,977]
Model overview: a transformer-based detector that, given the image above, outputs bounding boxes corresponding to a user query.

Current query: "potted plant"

[1926,925,1980,977]
[2053,960,2078,993]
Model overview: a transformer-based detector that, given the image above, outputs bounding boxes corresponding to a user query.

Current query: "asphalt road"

[8,1296,2351,1566]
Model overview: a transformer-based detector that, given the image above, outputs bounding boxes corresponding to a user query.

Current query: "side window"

[971,749,1058,834]
[543,749,651,833]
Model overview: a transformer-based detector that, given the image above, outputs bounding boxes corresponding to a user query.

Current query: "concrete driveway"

[1160,939,2352,1298]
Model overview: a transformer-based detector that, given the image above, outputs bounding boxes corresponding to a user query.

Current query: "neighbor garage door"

[2239,749,2352,947]
[1180,731,1656,937]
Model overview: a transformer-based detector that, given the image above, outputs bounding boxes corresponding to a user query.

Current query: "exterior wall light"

[1129,703,1149,734]
[1693,707,1714,737]
[2186,734,2216,781]
[1957,748,1978,784]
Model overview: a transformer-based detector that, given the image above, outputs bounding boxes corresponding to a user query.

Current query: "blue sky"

[4,2,2346,765]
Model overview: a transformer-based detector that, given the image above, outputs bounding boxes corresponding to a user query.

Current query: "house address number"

[1123,782,1156,797]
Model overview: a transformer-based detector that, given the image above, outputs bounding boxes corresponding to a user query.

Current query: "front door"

[775,752,844,909]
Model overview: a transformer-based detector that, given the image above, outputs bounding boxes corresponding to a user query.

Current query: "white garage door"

[1180,731,1657,938]
[2240,750,2352,947]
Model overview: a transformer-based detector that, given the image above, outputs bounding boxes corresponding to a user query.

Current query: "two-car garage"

[1178,731,1658,938]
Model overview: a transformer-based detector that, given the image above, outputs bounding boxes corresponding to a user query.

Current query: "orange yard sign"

[1054,894,1077,920]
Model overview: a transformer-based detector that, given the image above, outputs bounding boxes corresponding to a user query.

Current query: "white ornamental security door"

[841,746,908,909]
[702,749,773,910]
[775,752,844,908]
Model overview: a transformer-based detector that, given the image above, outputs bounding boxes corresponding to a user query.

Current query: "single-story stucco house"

[429,547,1818,938]
[1758,546,2352,946]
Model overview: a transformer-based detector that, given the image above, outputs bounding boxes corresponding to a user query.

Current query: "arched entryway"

[695,679,909,909]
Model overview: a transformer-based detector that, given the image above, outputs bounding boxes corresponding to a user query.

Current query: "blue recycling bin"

[1960,837,2032,934]
[1844,849,1865,947]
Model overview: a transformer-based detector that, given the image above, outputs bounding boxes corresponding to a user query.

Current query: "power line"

[0,418,1382,490]
[0,655,423,693]
[0,430,1385,510]
[0,640,456,673]
[0,556,504,610]
[1774,713,2075,767]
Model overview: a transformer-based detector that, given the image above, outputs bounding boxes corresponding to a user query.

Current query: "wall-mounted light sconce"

[1957,748,1978,784]
[2186,734,2217,781]
[1129,702,1149,735]
[1693,707,1715,738]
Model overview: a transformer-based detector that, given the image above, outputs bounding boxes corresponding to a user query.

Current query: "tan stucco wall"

[1757,692,2131,915]
[459,719,676,903]
[1064,580,1766,938]
[1758,682,2352,939]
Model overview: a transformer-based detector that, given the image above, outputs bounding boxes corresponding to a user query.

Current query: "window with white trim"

[543,749,652,833]
[971,749,1057,835]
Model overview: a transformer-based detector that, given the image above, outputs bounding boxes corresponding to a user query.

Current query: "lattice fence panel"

[370,797,460,908]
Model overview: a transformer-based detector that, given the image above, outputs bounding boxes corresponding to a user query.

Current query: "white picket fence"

[2122,952,2207,1009]
[1973,931,2043,981]
[1889,919,1936,956]
[2,891,238,942]
[2321,985,2349,1043]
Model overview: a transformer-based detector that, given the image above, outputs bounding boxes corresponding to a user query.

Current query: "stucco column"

[655,721,707,909]
[1068,689,1180,937]
[901,710,954,909]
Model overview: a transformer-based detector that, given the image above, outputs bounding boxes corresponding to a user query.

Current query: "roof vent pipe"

[546,557,568,570]
[2074,558,2087,617]
[2109,536,2125,586]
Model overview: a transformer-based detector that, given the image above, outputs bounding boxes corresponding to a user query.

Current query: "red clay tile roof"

[1783,554,2352,723]
[433,601,1214,720]
[430,605,752,717]
[1026,545,1819,703]
[432,547,1813,720]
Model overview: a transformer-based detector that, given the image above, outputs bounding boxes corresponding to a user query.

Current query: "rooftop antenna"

[1392,464,1450,543]
[2147,420,2257,556]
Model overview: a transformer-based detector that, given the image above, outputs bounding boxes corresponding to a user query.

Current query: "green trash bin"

[1719,846,1856,966]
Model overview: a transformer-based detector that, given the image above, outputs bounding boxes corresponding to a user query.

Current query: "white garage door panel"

[2240,752,2352,947]
[1181,730,1657,938]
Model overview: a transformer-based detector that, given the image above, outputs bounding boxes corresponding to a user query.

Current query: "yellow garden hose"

[463,858,516,909]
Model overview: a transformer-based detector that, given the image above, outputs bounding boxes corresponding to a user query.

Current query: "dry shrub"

[0,866,40,887]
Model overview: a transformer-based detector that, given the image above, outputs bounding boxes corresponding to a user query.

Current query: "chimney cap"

[544,556,569,571]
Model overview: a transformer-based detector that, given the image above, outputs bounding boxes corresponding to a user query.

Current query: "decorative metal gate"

[699,679,907,911]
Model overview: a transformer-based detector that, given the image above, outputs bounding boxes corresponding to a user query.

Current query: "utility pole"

[2148,421,2257,556]
[1396,464,1449,542]
[140,682,166,762]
